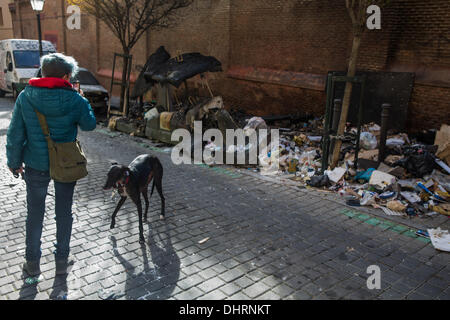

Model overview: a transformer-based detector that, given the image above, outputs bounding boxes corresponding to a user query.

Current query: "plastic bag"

[307,175,331,188]
[354,168,376,182]
[298,150,317,165]
[360,132,378,150]
[360,191,377,206]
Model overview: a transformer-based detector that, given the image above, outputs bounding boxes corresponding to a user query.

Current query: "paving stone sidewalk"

[0,97,449,300]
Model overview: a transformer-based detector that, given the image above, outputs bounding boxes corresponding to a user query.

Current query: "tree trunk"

[120,48,130,116]
[330,33,362,168]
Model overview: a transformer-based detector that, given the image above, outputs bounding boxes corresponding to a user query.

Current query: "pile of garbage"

[271,121,450,220]
[200,113,450,220]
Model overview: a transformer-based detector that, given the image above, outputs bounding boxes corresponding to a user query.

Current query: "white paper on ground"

[400,191,421,203]
[307,136,322,142]
[435,158,450,175]
[369,170,396,189]
[326,167,347,183]
[427,228,450,252]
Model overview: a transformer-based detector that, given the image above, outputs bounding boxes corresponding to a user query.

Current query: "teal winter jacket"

[6,78,97,172]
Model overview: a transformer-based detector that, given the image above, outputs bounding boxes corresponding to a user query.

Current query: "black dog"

[103,154,165,244]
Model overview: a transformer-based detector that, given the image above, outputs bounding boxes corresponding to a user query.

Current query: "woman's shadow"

[110,221,180,300]
[18,270,68,300]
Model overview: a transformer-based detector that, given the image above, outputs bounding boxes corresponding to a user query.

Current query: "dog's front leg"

[111,196,127,229]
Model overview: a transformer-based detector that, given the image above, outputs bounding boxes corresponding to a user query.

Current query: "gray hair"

[41,53,79,78]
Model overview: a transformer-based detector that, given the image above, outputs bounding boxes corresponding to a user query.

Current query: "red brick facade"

[9,0,450,132]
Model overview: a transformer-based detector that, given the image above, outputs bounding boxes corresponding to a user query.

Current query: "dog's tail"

[149,155,163,199]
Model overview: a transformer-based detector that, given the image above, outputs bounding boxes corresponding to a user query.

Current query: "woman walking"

[6,53,96,276]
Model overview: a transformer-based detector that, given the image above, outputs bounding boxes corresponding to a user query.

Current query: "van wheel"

[0,89,5,98]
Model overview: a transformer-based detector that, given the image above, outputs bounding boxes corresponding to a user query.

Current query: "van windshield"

[13,50,53,69]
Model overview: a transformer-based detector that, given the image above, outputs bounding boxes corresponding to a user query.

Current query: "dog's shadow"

[110,222,180,300]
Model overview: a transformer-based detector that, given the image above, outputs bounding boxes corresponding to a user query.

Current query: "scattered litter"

[379,206,405,216]
[416,229,430,238]
[400,191,421,204]
[98,288,126,300]
[307,175,331,188]
[386,200,407,212]
[430,203,450,216]
[379,191,396,200]
[326,167,347,183]
[360,132,378,150]
[360,191,377,206]
[435,158,450,175]
[369,171,396,190]
[25,276,42,285]
[386,138,405,147]
[427,228,450,252]
[435,124,450,166]
[355,168,376,183]
[198,237,210,244]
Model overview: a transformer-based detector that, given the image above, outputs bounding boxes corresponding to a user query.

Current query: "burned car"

[34,67,109,113]
[71,68,109,112]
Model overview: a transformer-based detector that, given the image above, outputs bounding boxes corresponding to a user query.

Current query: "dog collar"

[116,171,130,188]
[121,171,130,186]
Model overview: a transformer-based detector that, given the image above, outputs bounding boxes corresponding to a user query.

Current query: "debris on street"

[427,228,450,252]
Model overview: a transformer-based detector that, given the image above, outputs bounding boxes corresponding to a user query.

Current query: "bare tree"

[81,0,193,112]
[330,0,391,168]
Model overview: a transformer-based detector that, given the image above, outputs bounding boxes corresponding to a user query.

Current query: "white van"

[0,39,56,99]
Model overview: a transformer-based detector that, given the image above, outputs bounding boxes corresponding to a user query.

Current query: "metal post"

[331,99,342,133]
[378,103,391,164]
[37,13,43,57]
[329,98,342,166]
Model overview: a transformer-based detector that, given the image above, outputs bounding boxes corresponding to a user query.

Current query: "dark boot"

[55,257,74,275]
[23,261,41,277]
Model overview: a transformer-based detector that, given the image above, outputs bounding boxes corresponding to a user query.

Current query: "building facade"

[0,0,14,40]
[8,0,450,132]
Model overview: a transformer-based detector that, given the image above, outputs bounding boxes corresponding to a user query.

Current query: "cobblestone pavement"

[0,97,449,300]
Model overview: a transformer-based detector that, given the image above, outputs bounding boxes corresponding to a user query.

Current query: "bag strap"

[34,109,52,142]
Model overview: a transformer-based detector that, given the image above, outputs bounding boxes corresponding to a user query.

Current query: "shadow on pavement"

[49,274,69,300]
[18,270,38,300]
[110,221,180,300]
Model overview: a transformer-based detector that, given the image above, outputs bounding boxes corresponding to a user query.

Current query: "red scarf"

[28,77,73,89]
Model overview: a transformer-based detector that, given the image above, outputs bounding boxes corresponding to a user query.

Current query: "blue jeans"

[24,167,76,262]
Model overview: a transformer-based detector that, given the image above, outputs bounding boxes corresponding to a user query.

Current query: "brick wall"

[9,0,450,132]
[221,0,450,131]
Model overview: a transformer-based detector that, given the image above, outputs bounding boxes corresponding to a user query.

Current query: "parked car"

[71,68,109,112]
[0,39,56,99]
[34,66,109,113]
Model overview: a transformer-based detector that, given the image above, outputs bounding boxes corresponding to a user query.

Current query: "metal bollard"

[378,103,391,164]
